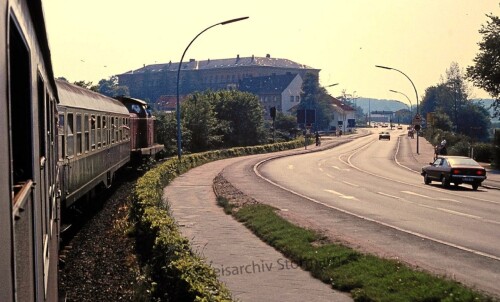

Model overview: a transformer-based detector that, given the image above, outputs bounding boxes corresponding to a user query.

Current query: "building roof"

[118,55,318,75]
[328,95,355,112]
[239,73,300,95]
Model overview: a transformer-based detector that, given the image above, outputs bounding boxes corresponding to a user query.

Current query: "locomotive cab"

[115,96,164,165]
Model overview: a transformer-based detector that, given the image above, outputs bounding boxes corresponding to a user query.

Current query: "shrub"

[131,139,304,300]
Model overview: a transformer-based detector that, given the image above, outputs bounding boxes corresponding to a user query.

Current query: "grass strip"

[232,203,494,302]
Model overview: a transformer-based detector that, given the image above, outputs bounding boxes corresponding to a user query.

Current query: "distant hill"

[353,97,498,121]
[355,98,411,114]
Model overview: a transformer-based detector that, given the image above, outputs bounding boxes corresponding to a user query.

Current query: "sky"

[42,0,500,105]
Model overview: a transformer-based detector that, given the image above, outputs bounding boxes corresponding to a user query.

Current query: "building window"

[296,96,300,102]
[290,96,294,102]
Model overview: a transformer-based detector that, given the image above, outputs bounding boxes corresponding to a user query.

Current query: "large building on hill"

[115,54,319,110]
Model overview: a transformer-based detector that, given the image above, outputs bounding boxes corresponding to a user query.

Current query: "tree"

[98,76,129,97]
[299,72,334,130]
[467,13,500,117]
[210,90,266,147]
[181,92,223,152]
[154,111,178,156]
[73,80,99,92]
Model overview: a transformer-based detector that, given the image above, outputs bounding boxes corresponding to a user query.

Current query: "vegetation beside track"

[130,139,303,301]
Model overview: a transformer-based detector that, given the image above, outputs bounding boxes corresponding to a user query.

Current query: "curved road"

[222,129,500,296]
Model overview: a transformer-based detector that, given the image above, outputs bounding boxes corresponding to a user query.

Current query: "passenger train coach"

[1,0,163,300]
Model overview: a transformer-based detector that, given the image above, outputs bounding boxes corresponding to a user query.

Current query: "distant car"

[397,125,403,130]
[421,156,487,190]
[379,132,390,140]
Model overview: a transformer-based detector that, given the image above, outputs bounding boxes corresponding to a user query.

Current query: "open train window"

[111,116,115,144]
[97,115,101,148]
[84,114,89,152]
[9,16,33,186]
[91,114,96,150]
[66,113,74,157]
[58,114,65,160]
[76,113,82,155]
[102,116,107,146]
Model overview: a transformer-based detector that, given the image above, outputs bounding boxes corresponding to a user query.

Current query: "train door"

[9,13,37,301]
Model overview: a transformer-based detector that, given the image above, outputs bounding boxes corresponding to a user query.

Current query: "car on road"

[421,156,487,190]
[379,131,390,140]
[397,125,403,130]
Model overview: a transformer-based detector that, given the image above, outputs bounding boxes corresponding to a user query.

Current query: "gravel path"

[59,179,140,301]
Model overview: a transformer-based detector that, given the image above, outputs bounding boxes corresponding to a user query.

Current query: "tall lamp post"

[389,89,413,123]
[376,65,420,154]
[176,17,249,160]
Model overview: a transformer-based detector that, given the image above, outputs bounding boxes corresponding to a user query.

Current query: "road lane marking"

[377,192,403,200]
[436,208,482,219]
[437,198,461,203]
[287,164,294,170]
[331,166,350,171]
[324,189,357,200]
[401,191,460,203]
[401,191,433,199]
[342,181,359,187]
[255,156,500,261]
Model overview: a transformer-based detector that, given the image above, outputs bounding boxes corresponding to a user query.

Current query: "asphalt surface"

[163,130,500,301]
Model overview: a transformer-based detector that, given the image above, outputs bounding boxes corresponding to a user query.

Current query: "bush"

[131,139,304,300]
[472,143,494,163]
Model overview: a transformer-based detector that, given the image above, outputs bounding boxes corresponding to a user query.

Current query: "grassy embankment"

[217,198,495,302]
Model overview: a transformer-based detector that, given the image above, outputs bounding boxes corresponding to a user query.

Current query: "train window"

[102,116,107,146]
[76,113,82,155]
[111,116,115,144]
[91,115,96,150]
[84,114,90,152]
[97,115,101,148]
[58,114,65,160]
[67,113,74,157]
[10,16,34,186]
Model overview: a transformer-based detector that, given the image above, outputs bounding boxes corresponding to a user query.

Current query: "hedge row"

[131,139,304,301]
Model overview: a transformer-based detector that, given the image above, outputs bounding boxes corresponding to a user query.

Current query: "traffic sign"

[413,114,422,125]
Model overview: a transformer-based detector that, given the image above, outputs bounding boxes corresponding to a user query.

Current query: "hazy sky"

[43,0,499,104]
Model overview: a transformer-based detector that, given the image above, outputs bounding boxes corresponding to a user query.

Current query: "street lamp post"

[389,89,413,123]
[376,65,420,154]
[176,17,249,160]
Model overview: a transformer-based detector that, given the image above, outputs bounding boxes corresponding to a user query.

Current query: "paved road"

[163,130,500,299]
[221,132,500,297]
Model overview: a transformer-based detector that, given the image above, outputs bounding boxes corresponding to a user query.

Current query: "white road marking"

[342,181,359,187]
[436,208,482,219]
[401,191,433,199]
[331,166,350,171]
[437,197,461,203]
[287,164,294,170]
[324,189,357,200]
[377,192,403,200]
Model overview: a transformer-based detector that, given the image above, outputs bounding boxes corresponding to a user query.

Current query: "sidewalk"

[398,133,500,189]
[163,145,353,302]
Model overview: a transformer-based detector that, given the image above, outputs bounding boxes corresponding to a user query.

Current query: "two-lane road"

[250,129,500,295]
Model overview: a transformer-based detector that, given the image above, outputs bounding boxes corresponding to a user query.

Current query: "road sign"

[413,114,422,125]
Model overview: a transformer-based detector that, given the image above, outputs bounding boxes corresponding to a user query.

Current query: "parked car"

[421,156,487,190]
[379,131,390,140]
[397,125,403,130]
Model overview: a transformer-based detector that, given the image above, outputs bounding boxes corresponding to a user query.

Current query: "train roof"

[115,96,148,106]
[56,80,129,115]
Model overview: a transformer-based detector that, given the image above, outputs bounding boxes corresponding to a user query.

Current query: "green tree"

[73,80,99,92]
[181,92,223,152]
[467,13,500,117]
[210,90,266,147]
[98,76,129,97]
[154,111,178,156]
[299,72,334,130]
